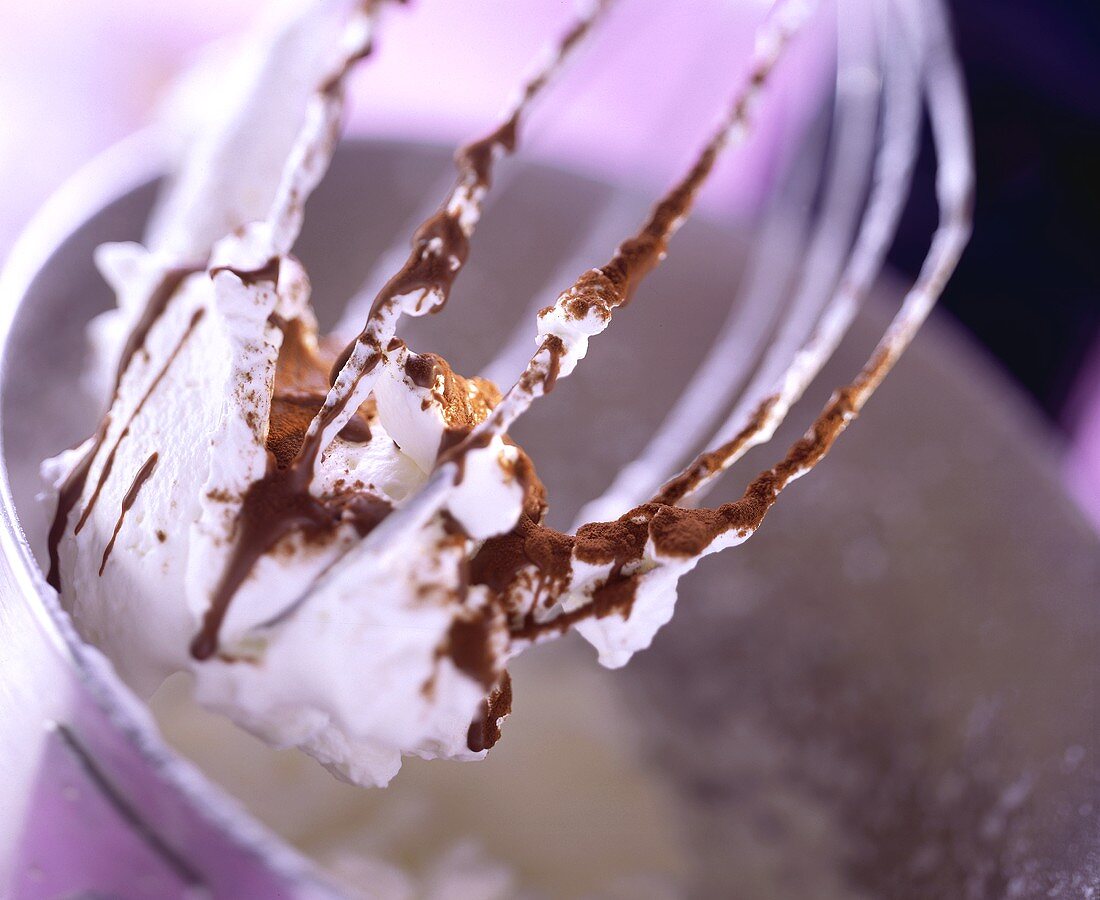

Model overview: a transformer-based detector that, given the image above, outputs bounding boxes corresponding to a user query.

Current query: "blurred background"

[0,0,1097,530]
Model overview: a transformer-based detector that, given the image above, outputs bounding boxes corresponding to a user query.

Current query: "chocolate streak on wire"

[99,452,159,576]
[652,395,779,506]
[446,42,791,474]
[461,9,819,633]
[314,2,607,429]
[46,270,201,591]
[191,6,607,659]
[505,362,893,641]
[515,152,973,640]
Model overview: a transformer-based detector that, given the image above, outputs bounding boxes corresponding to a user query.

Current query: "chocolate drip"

[466,672,512,753]
[74,310,206,534]
[456,9,591,192]
[191,323,390,659]
[210,256,281,287]
[191,464,334,660]
[446,608,497,691]
[113,267,202,394]
[46,417,109,590]
[317,6,600,458]
[437,430,493,486]
[99,452,159,576]
[47,297,204,591]
[403,353,437,388]
[327,341,356,387]
[338,416,373,444]
[319,39,374,97]
[340,492,393,536]
[297,348,381,472]
[457,117,518,193]
[268,317,375,465]
[365,210,471,326]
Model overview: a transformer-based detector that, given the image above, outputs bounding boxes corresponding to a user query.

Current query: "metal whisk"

[277,0,973,659]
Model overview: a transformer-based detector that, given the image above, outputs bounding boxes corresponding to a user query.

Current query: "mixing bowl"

[2,138,1097,898]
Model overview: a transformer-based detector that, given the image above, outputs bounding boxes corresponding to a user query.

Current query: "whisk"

[45,0,974,771]
[256,0,974,667]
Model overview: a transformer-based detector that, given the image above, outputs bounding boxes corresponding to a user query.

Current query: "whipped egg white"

[42,0,841,788]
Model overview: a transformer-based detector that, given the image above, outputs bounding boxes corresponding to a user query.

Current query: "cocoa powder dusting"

[407,352,500,434]
[267,318,374,466]
[590,572,641,620]
[574,510,650,565]
[541,335,565,393]
[648,387,863,558]
[266,398,321,468]
[654,395,778,506]
[504,444,546,521]
[471,512,571,600]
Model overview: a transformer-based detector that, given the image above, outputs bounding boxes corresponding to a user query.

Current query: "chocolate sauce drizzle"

[466,671,512,753]
[113,267,204,395]
[74,310,206,534]
[210,256,281,287]
[99,452,159,576]
[190,345,389,661]
[46,269,201,591]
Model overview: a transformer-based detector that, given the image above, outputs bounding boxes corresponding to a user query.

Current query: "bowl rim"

[0,129,341,897]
